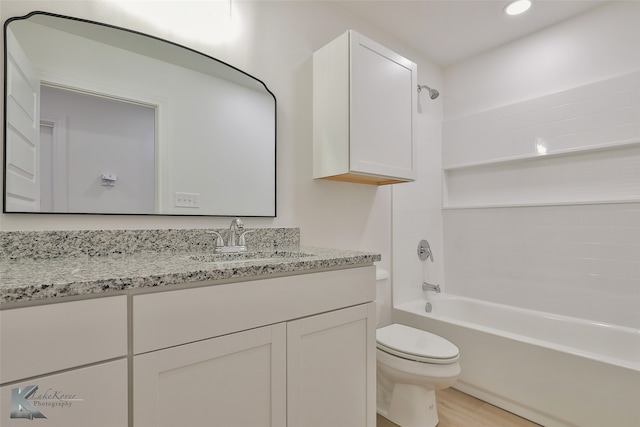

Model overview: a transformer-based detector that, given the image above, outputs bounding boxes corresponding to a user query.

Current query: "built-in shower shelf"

[442,138,640,171]
[442,140,640,209]
[443,198,640,210]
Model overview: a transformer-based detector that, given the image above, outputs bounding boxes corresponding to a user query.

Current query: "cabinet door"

[133,324,286,427]
[0,359,127,427]
[287,303,376,427]
[350,32,416,181]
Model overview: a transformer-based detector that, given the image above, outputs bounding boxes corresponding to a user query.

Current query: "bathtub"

[393,295,640,427]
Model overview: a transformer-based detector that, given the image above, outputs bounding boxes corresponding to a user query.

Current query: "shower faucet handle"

[417,239,434,262]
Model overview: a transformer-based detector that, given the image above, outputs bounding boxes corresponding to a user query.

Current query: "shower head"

[417,84,439,100]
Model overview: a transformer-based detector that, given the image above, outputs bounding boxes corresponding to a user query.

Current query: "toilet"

[375,270,461,427]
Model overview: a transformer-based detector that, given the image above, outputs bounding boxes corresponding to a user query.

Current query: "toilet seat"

[377,324,459,364]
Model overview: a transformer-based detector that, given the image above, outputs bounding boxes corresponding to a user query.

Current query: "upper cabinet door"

[350,32,416,182]
[313,30,416,185]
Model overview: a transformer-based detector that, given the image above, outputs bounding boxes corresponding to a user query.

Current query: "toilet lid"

[376,324,459,363]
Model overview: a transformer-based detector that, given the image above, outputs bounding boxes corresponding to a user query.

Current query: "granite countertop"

[0,247,381,305]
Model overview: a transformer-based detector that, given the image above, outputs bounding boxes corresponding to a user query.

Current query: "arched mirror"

[3,11,276,216]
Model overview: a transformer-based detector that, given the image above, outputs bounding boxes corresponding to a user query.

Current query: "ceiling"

[337,0,610,66]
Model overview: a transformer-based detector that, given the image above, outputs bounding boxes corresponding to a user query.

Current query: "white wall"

[0,1,444,306]
[391,83,444,307]
[436,2,640,328]
[41,86,156,214]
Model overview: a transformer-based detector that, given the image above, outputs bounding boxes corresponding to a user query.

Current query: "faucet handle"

[238,230,254,246]
[206,231,225,247]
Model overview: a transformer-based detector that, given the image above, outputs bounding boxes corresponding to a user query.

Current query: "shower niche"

[313,30,416,185]
[442,71,640,208]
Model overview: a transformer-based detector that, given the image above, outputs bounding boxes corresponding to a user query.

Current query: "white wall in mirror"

[40,85,156,214]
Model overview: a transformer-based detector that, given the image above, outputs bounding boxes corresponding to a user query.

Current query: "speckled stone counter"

[0,229,381,305]
[0,228,301,259]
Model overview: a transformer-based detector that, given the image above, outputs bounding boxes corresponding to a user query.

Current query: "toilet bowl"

[376,323,460,427]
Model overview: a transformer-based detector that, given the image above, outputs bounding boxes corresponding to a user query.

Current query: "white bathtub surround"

[433,3,640,331]
[393,295,640,427]
[440,70,640,329]
[443,203,640,329]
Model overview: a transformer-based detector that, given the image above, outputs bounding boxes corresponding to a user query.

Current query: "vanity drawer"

[0,359,128,427]
[133,266,375,354]
[0,296,127,384]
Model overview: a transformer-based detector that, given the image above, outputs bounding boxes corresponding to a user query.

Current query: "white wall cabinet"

[313,30,417,185]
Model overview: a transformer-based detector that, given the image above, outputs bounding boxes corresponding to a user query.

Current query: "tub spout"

[422,282,441,293]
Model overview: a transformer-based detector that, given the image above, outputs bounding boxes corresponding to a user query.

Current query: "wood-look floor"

[377,388,542,427]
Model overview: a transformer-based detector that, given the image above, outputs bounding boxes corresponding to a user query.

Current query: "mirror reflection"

[4,12,276,216]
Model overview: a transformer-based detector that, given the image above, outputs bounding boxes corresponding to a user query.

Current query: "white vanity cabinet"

[132,267,376,427]
[313,30,417,185]
[0,296,128,427]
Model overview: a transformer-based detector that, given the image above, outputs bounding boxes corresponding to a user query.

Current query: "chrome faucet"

[228,217,244,247]
[207,218,252,253]
[422,282,441,293]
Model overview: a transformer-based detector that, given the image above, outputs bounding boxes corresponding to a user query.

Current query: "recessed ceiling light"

[504,0,532,16]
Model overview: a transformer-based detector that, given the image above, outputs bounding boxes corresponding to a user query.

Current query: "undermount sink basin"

[188,251,314,263]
